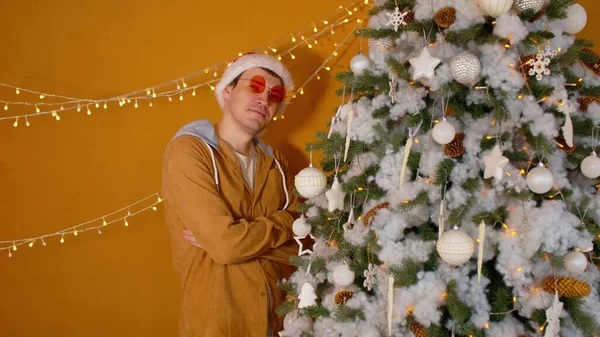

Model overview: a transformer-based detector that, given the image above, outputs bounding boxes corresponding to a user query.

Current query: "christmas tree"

[279,0,600,336]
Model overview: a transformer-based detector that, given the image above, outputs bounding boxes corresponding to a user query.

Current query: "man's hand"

[183,229,202,248]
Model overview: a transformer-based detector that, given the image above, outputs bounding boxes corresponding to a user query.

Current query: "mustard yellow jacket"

[161,120,299,337]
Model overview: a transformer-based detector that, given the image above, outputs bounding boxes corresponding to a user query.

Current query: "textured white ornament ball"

[283,311,313,331]
[514,0,544,12]
[333,263,355,287]
[478,0,514,17]
[292,215,312,237]
[368,37,395,52]
[295,166,327,199]
[436,228,475,265]
[580,153,600,178]
[350,52,372,75]
[559,4,587,35]
[526,166,554,194]
[564,251,588,275]
[449,52,481,85]
[432,120,456,145]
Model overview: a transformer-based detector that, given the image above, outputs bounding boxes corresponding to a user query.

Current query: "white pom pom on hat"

[215,52,295,115]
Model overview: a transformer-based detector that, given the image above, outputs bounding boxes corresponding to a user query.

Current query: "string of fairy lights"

[0,0,370,127]
[1,2,372,256]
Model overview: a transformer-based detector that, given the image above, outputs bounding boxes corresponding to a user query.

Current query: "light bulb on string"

[213,71,218,77]
[124,218,129,227]
[41,238,46,246]
[157,195,163,203]
[87,106,92,115]
[168,96,173,102]
[146,89,151,95]
[291,34,296,42]
[12,242,17,251]
[25,117,30,127]
[95,103,100,108]
[4,104,8,110]
[55,113,60,121]
[74,229,78,236]
[60,235,65,243]
[134,99,139,108]
[152,89,157,98]
[35,105,40,113]
[290,53,296,60]
[13,118,18,127]
[179,93,184,101]
[29,240,35,248]
[98,229,102,234]
[103,102,108,109]
[103,218,108,226]
[313,22,318,32]
[16,88,20,94]
[149,100,153,107]
[182,80,188,88]
[8,250,12,257]
[39,94,45,99]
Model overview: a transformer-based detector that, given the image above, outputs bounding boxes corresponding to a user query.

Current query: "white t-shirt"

[233,146,257,191]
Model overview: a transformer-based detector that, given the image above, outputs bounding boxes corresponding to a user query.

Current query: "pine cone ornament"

[580,48,600,76]
[542,276,591,298]
[520,54,537,75]
[576,96,600,112]
[334,290,354,305]
[444,132,465,158]
[404,10,415,25]
[410,320,428,337]
[434,7,456,28]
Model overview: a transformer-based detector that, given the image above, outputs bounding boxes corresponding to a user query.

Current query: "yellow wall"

[0,1,598,336]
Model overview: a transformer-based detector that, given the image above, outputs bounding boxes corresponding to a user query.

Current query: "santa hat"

[215,52,295,115]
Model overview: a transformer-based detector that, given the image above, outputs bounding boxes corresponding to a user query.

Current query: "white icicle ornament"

[477,0,513,17]
[526,164,554,194]
[333,263,355,287]
[436,226,475,265]
[581,152,600,178]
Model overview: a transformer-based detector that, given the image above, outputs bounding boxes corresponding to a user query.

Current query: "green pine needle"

[399,190,429,212]
[434,159,456,186]
[544,0,575,20]
[303,305,330,319]
[446,280,472,323]
[564,298,600,337]
[332,305,365,322]
[389,258,419,287]
[276,300,296,317]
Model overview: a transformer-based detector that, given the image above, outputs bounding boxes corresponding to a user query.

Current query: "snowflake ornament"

[386,7,408,32]
[363,263,377,291]
[529,51,552,80]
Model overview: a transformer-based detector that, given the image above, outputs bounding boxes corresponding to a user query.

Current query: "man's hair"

[228,67,283,88]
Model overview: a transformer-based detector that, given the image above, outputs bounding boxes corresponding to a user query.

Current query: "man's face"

[221,67,284,135]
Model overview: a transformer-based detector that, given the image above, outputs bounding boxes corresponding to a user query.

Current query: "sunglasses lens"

[269,86,285,103]
[248,76,266,93]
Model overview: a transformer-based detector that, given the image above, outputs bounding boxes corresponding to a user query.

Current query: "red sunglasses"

[239,75,286,103]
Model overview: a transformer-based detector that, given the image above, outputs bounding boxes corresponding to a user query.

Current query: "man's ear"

[222,85,233,103]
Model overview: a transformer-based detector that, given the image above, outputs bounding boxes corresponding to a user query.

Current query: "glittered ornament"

[514,0,544,13]
[292,214,312,237]
[434,7,456,28]
[410,320,428,337]
[432,119,456,145]
[564,251,588,275]
[436,226,475,265]
[294,166,327,199]
[449,51,481,85]
[477,0,513,17]
[362,202,390,226]
[334,290,354,305]
[333,263,355,287]
[576,96,600,112]
[444,132,465,158]
[581,152,600,178]
[558,4,587,35]
[541,276,591,298]
[368,37,395,52]
[526,164,554,194]
[350,51,372,75]
[579,48,600,76]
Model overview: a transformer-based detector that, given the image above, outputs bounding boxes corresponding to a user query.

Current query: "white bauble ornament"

[526,165,554,194]
[294,166,327,199]
[578,239,594,253]
[436,226,475,265]
[477,0,513,17]
[514,0,544,12]
[283,311,313,332]
[350,51,372,75]
[580,152,600,178]
[333,263,355,287]
[368,37,395,52]
[292,214,312,237]
[432,120,456,145]
[558,4,587,35]
[450,52,481,85]
[564,251,588,275]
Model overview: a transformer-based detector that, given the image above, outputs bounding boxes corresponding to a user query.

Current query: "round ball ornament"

[283,311,313,332]
[526,164,554,194]
[432,119,456,145]
[292,214,312,237]
[450,52,481,85]
[558,4,587,35]
[514,0,544,13]
[580,152,600,178]
[295,165,327,199]
[333,263,355,287]
[350,51,372,75]
[564,251,588,275]
[368,37,395,52]
[436,226,475,265]
[477,0,514,17]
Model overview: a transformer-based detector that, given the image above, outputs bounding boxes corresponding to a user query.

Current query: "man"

[161,53,300,337]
